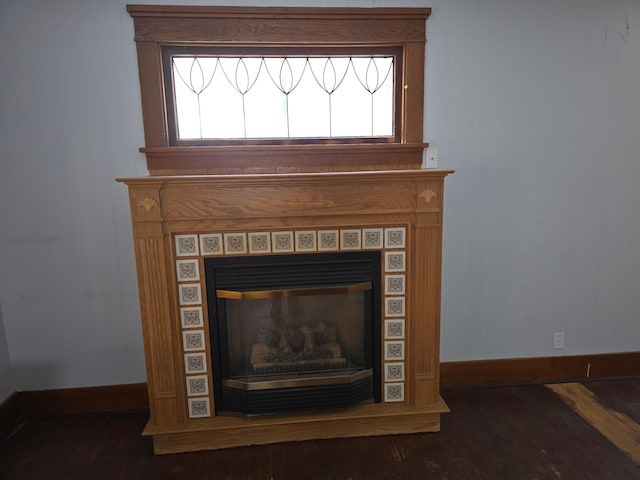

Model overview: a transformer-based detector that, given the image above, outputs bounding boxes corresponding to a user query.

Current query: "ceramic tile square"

[362,228,384,249]
[184,352,207,374]
[175,234,199,257]
[317,230,339,251]
[180,307,204,328]
[224,233,247,254]
[186,375,209,397]
[248,232,271,254]
[200,233,223,256]
[384,382,405,402]
[340,229,362,250]
[385,274,405,295]
[182,329,205,352]
[176,259,200,282]
[385,319,405,339]
[384,227,406,249]
[188,397,211,418]
[384,340,405,360]
[384,251,406,272]
[179,283,202,305]
[271,231,294,253]
[385,297,405,317]
[295,231,317,252]
[384,362,405,382]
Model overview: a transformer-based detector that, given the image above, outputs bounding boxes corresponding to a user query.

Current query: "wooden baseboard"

[440,351,640,388]
[1,352,638,441]
[0,383,149,442]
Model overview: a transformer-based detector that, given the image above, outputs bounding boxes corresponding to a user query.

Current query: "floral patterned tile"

[248,232,271,254]
[200,233,223,256]
[385,296,405,317]
[385,274,405,295]
[272,231,294,253]
[384,227,406,249]
[180,306,204,328]
[182,329,206,352]
[187,397,211,418]
[385,319,405,339]
[384,362,405,382]
[384,251,406,272]
[362,228,384,249]
[295,231,317,252]
[223,233,247,254]
[384,340,405,361]
[186,375,209,397]
[384,382,405,402]
[178,283,202,305]
[175,234,199,257]
[317,230,339,251]
[176,259,200,282]
[340,229,361,250]
[184,352,207,374]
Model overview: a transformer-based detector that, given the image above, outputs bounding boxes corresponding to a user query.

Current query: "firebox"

[205,251,381,415]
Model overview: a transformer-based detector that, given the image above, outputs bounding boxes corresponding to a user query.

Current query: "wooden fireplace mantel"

[118,169,453,454]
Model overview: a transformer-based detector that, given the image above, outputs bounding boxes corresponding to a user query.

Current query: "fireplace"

[206,252,381,415]
[118,170,452,453]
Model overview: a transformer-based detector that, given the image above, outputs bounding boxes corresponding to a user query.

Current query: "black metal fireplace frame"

[205,251,382,415]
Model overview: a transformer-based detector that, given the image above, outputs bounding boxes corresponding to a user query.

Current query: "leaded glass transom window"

[164,48,399,144]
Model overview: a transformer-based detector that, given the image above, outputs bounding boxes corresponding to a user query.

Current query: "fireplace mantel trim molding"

[118,168,453,454]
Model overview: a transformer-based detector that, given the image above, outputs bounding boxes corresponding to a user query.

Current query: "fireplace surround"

[119,169,453,453]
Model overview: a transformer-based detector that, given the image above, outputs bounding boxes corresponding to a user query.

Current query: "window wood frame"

[127,5,431,175]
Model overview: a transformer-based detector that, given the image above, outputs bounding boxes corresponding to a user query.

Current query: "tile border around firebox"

[174,226,408,418]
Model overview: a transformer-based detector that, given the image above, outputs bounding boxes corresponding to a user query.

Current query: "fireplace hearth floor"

[143,397,450,454]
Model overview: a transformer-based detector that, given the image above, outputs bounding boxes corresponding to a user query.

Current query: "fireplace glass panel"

[206,252,381,415]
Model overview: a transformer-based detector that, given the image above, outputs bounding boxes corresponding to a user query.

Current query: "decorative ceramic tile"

[384,227,406,249]
[200,233,223,256]
[175,234,199,257]
[180,307,204,328]
[385,274,405,295]
[248,232,271,254]
[271,231,294,253]
[362,228,384,249]
[385,297,405,317]
[179,283,202,305]
[186,375,209,397]
[384,362,405,382]
[384,251,406,272]
[176,259,200,282]
[384,382,405,402]
[385,319,405,339]
[223,233,247,254]
[182,329,205,352]
[384,340,405,360]
[295,231,317,252]
[317,230,339,251]
[187,397,211,418]
[184,352,207,374]
[340,229,362,250]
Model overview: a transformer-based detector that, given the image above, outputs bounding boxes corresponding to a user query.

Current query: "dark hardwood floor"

[1,379,638,480]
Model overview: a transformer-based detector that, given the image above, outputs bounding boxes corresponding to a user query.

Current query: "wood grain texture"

[119,169,453,451]
[547,382,640,464]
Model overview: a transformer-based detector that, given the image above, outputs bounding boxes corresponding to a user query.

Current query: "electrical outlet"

[553,331,565,349]
[424,147,438,169]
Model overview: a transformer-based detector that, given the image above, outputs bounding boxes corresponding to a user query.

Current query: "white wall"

[0,0,638,391]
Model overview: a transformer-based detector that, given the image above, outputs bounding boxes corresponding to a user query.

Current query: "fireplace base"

[145,398,450,454]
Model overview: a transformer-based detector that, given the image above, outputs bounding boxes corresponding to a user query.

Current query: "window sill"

[141,143,429,175]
